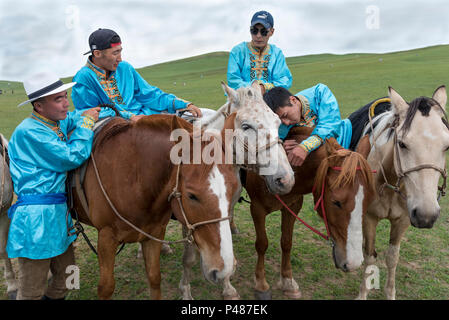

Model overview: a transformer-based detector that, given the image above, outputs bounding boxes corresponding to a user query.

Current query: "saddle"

[67,117,118,221]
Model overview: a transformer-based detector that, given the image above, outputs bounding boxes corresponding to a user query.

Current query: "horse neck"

[201,102,231,130]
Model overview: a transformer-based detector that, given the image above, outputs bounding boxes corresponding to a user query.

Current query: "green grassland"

[0,45,448,300]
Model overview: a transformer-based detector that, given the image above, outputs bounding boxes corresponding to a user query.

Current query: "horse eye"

[241,123,252,131]
[332,200,342,208]
[188,193,199,201]
[398,141,407,149]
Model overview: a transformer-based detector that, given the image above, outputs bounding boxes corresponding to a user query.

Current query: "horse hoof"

[223,293,240,300]
[161,243,173,255]
[231,227,240,235]
[284,289,301,299]
[7,290,17,300]
[254,289,272,300]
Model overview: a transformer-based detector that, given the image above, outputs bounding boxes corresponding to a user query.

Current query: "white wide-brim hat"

[18,71,76,107]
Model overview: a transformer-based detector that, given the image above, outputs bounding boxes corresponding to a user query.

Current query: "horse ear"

[389,86,408,119]
[251,81,263,95]
[356,135,371,159]
[432,85,447,111]
[221,82,240,105]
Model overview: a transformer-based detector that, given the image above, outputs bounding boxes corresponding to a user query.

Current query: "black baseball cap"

[83,28,122,55]
[250,11,274,29]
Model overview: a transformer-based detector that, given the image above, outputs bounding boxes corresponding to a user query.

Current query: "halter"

[91,152,231,246]
[221,108,283,170]
[275,166,358,246]
[369,109,447,201]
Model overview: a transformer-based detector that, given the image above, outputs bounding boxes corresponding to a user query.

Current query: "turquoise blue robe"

[279,83,352,150]
[227,42,292,90]
[7,111,94,259]
[71,59,190,119]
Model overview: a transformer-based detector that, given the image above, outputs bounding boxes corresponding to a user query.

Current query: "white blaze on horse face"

[346,185,364,270]
[208,165,234,278]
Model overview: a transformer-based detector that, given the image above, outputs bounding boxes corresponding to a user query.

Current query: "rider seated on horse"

[71,28,203,121]
[263,84,391,166]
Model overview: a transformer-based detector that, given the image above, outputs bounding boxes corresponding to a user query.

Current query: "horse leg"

[97,227,119,300]
[222,257,239,300]
[141,234,164,300]
[0,214,17,299]
[230,184,242,235]
[137,242,172,259]
[276,199,302,299]
[356,213,379,300]
[384,215,409,300]
[179,225,197,300]
[250,202,271,300]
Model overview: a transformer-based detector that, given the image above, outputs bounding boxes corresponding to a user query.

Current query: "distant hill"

[1,44,448,138]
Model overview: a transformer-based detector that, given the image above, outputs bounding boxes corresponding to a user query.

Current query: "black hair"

[263,86,294,113]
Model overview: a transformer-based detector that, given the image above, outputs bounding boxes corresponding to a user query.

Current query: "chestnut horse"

[357,86,449,299]
[244,127,375,299]
[71,114,240,299]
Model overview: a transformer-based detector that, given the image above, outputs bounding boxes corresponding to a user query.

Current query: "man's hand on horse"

[287,145,308,167]
[82,107,101,122]
[185,104,203,118]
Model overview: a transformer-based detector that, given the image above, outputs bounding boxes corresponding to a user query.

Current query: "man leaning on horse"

[6,72,100,300]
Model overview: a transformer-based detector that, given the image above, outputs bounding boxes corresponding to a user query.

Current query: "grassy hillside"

[0,45,448,300]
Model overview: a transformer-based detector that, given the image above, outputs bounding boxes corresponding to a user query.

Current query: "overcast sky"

[0,0,448,81]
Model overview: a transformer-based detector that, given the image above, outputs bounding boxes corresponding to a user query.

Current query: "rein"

[368,108,447,201]
[90,152,231,246]
[275,166,348,245]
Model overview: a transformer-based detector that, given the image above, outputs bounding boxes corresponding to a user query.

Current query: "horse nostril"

[342,263,349,272]
[209,269,219,283]
[411,208,418,220]
[275,177,284,187]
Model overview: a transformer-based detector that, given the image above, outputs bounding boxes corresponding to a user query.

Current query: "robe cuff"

[299,135,323,153]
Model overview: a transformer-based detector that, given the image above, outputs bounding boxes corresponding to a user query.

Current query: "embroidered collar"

[248,42,271,56]
[31,111,58,128]
[296,95,316,127]
[86,58,116,79]
[31,111,66,141]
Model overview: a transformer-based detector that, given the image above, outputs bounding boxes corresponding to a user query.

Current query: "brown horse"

[71,114,240,299]
[244,126,375,299]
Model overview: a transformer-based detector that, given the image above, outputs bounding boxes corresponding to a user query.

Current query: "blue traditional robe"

[71,59,191,119]
[227,42,292,91]
[7,111,94,259]
[279,83,352,151]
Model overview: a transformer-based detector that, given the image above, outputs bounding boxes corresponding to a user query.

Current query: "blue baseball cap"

[250,11,274,29]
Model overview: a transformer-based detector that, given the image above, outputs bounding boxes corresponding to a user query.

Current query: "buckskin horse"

[356,86,449,300]
[71,114,241,299]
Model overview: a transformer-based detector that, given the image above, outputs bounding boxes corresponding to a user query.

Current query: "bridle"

[369,109,447,201]
[222,107,283,170]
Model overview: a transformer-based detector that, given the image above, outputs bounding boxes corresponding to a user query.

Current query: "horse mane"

[401,96,449,136]
[94,118,133,151]
[314,141,375,194]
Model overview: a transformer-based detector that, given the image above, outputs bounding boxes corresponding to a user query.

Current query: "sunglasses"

[250,26,269,37]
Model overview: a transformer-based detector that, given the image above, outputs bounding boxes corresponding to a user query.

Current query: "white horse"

[357,86,449,299]
[0,134,17,299]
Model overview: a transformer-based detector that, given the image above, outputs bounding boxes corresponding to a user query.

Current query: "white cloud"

[0,0,448,81]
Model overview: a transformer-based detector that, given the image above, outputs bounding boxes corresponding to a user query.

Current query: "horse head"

[313,136,375,272]
[388,86,449,228]
[220,82,295,195]
[168,115,239,284]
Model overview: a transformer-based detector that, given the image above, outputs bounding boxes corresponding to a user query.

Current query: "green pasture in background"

[0,45,448,300]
